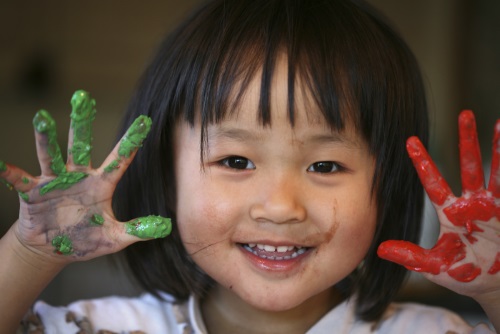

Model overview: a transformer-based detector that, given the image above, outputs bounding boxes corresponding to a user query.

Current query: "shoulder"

[21,293,187,333]
[309,299,494,334]
[377,302,494,334]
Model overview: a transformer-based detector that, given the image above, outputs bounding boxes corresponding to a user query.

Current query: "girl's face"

[174,60,377,314]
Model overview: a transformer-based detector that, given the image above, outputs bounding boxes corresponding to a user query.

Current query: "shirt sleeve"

[18,294,182,334]
[377,302,496,334]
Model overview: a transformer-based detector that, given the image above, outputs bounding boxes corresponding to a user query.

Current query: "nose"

[249,172,307,224]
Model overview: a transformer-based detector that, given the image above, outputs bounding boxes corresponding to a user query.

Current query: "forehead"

[212,56,364,147]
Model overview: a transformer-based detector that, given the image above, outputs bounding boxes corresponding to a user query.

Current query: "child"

[0,0,499,332]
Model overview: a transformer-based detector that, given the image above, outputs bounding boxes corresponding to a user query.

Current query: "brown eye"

[220,156,256,170]
[307,161,341,173]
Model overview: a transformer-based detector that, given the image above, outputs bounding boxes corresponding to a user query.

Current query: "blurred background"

[0,0,498,328]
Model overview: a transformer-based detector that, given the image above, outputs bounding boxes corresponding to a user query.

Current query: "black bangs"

[165,0,371,132]
[159,0,423,155]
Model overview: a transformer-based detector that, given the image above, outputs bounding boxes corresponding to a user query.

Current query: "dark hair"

[114,0,428,322]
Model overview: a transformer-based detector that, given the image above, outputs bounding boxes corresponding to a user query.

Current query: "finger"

[458,110,485,193]
[0,161,36,193]
[377,240,439,273]
[377,233,466,275]
[488,119,500,197]
[67,90,96,168]
[32,110,66,176]
[100,115,152,179]
[407,136,453,206]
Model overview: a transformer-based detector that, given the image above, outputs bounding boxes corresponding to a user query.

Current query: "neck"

[201,285,342,334]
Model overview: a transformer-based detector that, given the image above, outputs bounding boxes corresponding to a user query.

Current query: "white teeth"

[264,245,276,252]
[242,243,308,260]
[276,246,288,253]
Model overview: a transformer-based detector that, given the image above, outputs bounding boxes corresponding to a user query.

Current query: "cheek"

[176,185,236,249]
[333,195,377,253]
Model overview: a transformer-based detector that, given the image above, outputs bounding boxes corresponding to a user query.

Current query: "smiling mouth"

[241,243,309,260]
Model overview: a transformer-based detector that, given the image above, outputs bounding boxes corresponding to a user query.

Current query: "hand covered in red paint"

[0,91,170,266]
[378,110,500,298]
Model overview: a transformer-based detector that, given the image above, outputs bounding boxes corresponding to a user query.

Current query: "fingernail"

[70,90,96,121]
[33,109,56,133]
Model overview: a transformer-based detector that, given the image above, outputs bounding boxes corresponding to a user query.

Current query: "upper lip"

[237,240,313,248]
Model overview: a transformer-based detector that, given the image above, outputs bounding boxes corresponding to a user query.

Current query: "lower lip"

[239,245,311,273]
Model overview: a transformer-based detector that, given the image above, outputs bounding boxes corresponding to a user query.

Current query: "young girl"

[1,0,499,333]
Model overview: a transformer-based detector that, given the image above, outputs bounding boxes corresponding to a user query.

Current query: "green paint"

[18,192,29,201]
[1,179,13,190]
[125,215,171,239]
[40,171,88,195]
[104,159,120,173]
[118,116,152,158]
[22,177,29,184]
[0,160,6,172]
[52,235,73,255]
[33,110,66,175]
[91,213,105,225]
[69,90,96,165]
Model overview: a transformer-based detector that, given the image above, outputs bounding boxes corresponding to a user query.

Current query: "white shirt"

[21,293,494,333]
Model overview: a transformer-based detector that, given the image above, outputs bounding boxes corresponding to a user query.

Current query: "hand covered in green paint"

[0,90,171,265]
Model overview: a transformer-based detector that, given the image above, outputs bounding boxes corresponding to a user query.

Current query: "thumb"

[377,233,467,275]
[121,215,172,242]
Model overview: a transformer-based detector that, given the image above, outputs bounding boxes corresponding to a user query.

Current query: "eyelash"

[217,156,344,174]
[218,156,256,170]
[307,161,344,174]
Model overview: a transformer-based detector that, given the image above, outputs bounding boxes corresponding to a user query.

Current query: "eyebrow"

[208,126,360,148]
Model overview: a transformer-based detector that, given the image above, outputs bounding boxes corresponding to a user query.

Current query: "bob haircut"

[114,0,428,322]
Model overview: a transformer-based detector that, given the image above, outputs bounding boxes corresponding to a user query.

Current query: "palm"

[14,169,121,261]
[378,110,500,296]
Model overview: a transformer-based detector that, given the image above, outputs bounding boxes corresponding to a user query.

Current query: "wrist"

[6,221,67,273]
[473,289,500,331]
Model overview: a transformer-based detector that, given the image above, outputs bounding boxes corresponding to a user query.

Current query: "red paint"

[488,120,500,197]
[444,194,498,226]
[406,136,452,205]
[380,111,500,283]
[458,110,484,192]
[377,233,466,275]
[447,263,481,282]
[488,252,500,275]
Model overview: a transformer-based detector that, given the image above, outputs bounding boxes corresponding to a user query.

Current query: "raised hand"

[378,110,500,296]
[0,90,171,264]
